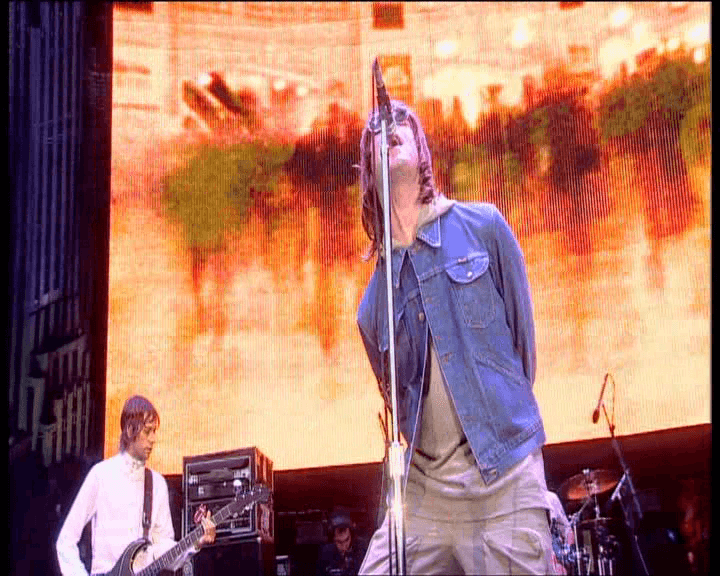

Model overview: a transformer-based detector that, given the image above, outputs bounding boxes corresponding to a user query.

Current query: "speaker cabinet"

[189,537,275,576]
[183,447,274,546]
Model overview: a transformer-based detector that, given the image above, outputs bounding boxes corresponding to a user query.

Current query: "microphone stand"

[378,116,407,576]
[598,396,650,575]
[569,496,593,575]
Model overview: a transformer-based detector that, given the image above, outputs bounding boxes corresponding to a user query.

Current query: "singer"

[356,95,557,574]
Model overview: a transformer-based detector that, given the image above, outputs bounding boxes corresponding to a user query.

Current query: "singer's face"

[372,122,420,187]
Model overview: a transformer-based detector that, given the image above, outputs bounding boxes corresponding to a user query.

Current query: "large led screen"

[107,2,711,474]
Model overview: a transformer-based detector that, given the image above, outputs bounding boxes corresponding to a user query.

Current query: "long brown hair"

[359,100,438,260]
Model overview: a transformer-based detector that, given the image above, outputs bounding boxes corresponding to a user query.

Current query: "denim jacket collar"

[415,194,455,249]
[389,217,442,287]
[384,195,455,285]
[416,214,442,248]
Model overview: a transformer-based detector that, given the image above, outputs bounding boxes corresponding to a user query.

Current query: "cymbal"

[579,517,614,529]
[560,469,620,501]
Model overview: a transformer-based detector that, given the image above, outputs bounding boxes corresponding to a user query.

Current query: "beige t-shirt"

[405,341,550,521]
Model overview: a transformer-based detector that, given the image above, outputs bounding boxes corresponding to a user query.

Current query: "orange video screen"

[106,2,710,474]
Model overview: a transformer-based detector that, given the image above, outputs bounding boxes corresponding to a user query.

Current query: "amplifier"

[183,447,274,545]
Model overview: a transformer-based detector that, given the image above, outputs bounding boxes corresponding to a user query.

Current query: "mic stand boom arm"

[379,117,407,576]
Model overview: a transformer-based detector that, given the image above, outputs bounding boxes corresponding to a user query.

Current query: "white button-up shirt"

[56,451,182,575]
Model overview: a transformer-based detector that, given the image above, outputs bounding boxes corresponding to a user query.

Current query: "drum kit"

[551,374,651,575]
[552,468,623,575]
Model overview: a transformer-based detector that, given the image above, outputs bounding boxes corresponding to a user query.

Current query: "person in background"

[317,508,369,576]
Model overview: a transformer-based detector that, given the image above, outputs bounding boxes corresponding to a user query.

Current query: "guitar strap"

[143,468,153,540]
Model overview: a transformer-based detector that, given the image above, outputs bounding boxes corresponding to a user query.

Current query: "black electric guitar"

[100,484,270,576]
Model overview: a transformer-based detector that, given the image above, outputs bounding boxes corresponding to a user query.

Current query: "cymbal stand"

[583,470,616,575]
[582,469,603,520]
[569,495,593,575]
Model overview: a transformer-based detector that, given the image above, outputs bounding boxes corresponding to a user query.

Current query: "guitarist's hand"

[193,504,216,548]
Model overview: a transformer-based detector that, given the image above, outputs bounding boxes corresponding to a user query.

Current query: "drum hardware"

[559,501,620,575]
[569,496,592,575]
[550,509,587,576]
[577,518,620,576]
[550,518,579,575]
[586,373,650,575]
[555,469,624,575]
[560,469,620,502]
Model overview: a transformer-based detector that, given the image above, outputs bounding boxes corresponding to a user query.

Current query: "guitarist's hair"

[119,395,160,452]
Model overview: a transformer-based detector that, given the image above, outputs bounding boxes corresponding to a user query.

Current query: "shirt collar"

[415,194,455,248]
[416,213,441,248]
[120,450,146,481]
[381,194,455,257]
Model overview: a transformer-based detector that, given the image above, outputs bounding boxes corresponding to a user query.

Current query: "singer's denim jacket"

[357,202,545,486]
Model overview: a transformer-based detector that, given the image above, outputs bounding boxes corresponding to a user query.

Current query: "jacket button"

[466,270,473,278]
[418,312,425,322]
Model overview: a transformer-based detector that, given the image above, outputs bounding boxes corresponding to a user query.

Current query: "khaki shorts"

[359,507,557,575]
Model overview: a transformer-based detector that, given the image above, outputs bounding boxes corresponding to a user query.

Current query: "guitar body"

[99,485,270,576]
[101,538,150,576]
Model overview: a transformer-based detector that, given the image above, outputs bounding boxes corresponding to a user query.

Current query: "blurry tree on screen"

[533,63,607,250]
[596,50,707,243]
[417,96,469,201]
[679,53,711,167]
[283,103,364,354]
[596,49,709,293]
[453,104,524,217]
[457,65,605,248]
[453,141,523,214]
[162,139,293,336]
[164,140,293,248]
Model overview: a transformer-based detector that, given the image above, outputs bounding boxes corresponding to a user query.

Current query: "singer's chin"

[376,156,416,180]
[391,159,419,180]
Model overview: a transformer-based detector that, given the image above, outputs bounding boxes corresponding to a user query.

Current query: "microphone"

[372,58,396,139]
[592,373,610,423]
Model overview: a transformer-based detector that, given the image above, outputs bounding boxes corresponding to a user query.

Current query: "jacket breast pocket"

[445,252,496,328]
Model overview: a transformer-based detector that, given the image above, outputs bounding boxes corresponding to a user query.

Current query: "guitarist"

[56,396,216,575]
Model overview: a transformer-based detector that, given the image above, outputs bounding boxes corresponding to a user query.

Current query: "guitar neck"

[136,503,239,576]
